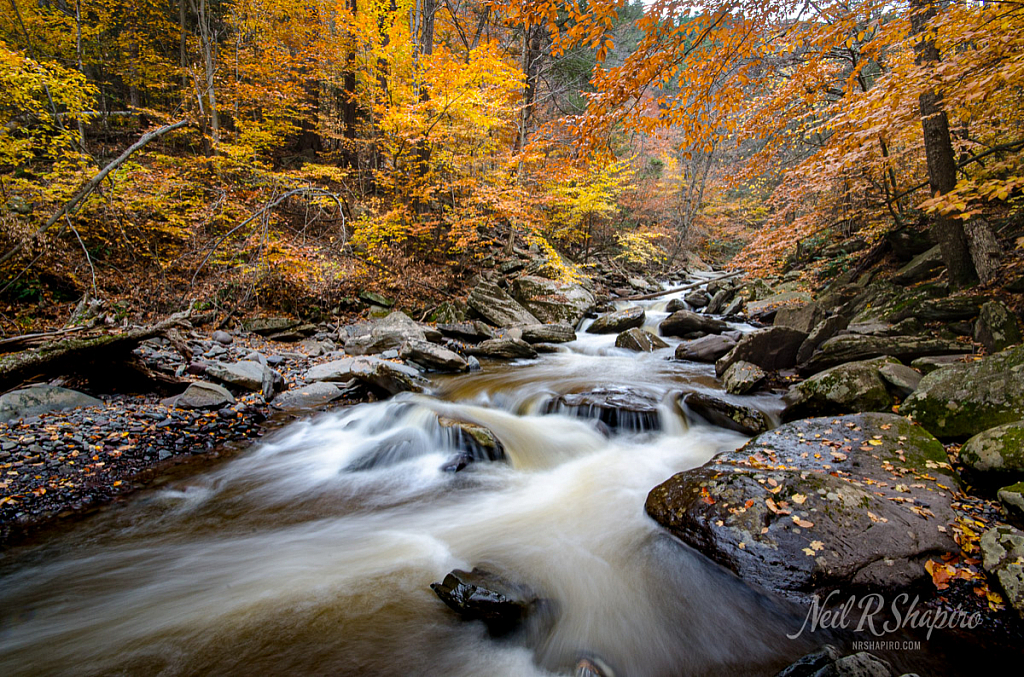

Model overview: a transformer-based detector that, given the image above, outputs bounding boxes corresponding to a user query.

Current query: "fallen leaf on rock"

[791,516,814,528]
[792,493,807,504]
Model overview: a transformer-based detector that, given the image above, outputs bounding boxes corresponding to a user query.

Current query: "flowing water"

[0,287,980,675]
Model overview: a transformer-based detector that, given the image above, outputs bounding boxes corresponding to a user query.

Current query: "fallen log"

[0,312,193,392]
[616,270,745,301]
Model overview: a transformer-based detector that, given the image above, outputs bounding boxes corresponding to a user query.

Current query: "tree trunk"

[910,0,976,288]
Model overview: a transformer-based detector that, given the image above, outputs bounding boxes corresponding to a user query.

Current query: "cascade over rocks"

[545,387,661,433]
[645,414,957,600]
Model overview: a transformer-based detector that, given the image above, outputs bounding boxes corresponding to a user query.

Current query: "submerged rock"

[431,567,538,633]
[902,344,1024,438]
[645,413,957,599]
[615,327,667,352]
[587,307,645,334]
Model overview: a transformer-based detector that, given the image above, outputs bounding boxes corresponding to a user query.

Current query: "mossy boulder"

[800,334,970,376]
[980,526,1024,619]
[783,357,898,420]
[958,421,1024,489]
[681,392,770,436]
[722,360,766,395]
[997,482,1024,528]
[974,301,1022,354]
[645,413,956,600]
[902,345,1024,439]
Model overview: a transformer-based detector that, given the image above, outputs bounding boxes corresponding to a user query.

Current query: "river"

[0,287,961,675]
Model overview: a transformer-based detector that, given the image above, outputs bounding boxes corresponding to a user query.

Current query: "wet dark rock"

[520,323,576,344]
[721,361,766,395]
[775,646,894,677]
[645,413,957,600]
[587,307,645,334]
[660,310,729,338]
[799,334,970,376]
[774,645,842,677]
[705,288,733,314]
[399,340,469,372]
[440,453,474,473]
[468,281,540,327]
[674,334,736,363]
[614,328,667,352]
[681,392,770,435]
[511,276,595,326]
[438,321,495,343]
[352,358,431,396]
[0,385,102,422]
[974,300,1022,354]
[438,417,505,462]
[902,344,1024,439]
[431,567,538,633]
[466,338,538,360]
[545,387,660,432]
[666,297,687,313]
[722,297,746,317]
[716,326,808,377]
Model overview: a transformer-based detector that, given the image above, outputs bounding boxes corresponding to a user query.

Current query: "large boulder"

[305,358,358,383]
[511,276,595,326]
[372,311,428,342]
[615,328,668,352]
[242,317,299,336]
[957,421,1024,489]
[974,301,1022,354]
[586,307,645,334]
[715,326,808,377]
[175,382,235,410]
[645,413,957,599]
[352,358,430,396]
[799,334,971,375]
[705,288,733,314]
[681,392,770,435]
[466,338,538,360]
[468,282,540,327]
[902,344,1024,438]
[659,309,729,337]
[783,357,899,420]
[746,292,814,320]
[980,526,1024,619]
[890,295,986,323]
[400,340,469,372]
[0,385,102,422]
[520,323,576,344]
[685,290,710,308]
[674,334,737,363]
